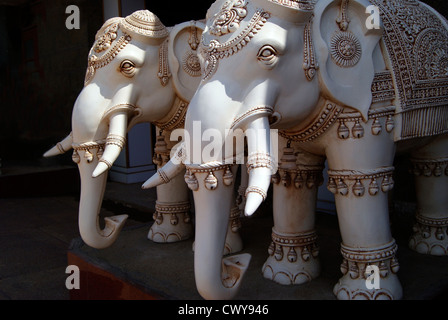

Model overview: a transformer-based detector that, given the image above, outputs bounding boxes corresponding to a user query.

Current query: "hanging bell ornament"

[338,121,350,139]
[368,178,379,196]
[385,115,395,133]
[337,178,349,196]
[352,120,364,139]
[72,150,81,164]
[287,247,298,263]
[352,179,365,197]
[84,150,94,163]
[223,166,234,186]
[371,118,382,135]
[281,171,291,187]
[204,171,218,190]
[271,171,280,184]
[295,173,304,189]
[327,178,337,194]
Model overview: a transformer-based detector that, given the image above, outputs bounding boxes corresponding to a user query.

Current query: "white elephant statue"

[44,10,244,253]
[145,0,448,300]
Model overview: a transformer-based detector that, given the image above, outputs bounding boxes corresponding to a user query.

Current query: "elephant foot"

[333,240,403,300]
[262,229,320,285]
[409,214,448,256]
[148,201,193,243]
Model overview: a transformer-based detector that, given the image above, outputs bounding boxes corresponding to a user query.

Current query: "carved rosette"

[409,214,448,256]
[148,201,192,243]
[334,240,402,300]
[262,229,320,285]
[327,167,395,197]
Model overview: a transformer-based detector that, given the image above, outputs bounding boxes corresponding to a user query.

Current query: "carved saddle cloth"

[370,0,448,140]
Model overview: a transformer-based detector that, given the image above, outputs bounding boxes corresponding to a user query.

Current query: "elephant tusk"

[92,112,128,178]
[43,132,73,157]
[142,159,185,189]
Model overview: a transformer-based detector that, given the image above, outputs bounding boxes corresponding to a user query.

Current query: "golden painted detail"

[267,0,315,11]
[101,104,141,122]
[230,105,274,129]
[279,102,343,142]
[371,71,395,103]
[272,166,324,189]
[336,0,350,31]
[153,201,191,226]
[182,51,201,77]
[158,38,171,86]
[210,0,248,36]
[71,140,106,164]
[340,240,398,263]
[410,157,448,177]
[246,152,276,174]
[338,240,400,300]
[415,214,448,228]
[245,186,267,201]
[105,134,126,149]
[157,168,171,184]
[327,166,395,197]
[94,22,119,53]
[337,106,396,139]
[268,229,319,263]
[200,9,271,80]
[338,240,400,299]
[119,10,169,39]
[369,0,448,140]
[152,133,170,167]
[153,96,189,132]
[188,25,200,51]
[185,164,234,191]
[85,34,132,86]
[303,17,318,81]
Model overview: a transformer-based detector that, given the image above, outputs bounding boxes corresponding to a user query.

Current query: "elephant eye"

[120,59,136,78]
[257,45,279,70]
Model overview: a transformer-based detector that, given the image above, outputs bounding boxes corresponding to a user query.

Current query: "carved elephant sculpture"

[146,0,448,300]
[44,10,245,253]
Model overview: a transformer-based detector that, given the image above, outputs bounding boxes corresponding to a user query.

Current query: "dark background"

[0,0,447,201]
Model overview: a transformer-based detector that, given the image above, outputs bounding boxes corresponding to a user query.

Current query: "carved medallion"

[330,31,362,68]
[182,51,202,77]
[210,0,248,36]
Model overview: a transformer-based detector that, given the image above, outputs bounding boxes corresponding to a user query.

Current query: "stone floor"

[1,174,448,300]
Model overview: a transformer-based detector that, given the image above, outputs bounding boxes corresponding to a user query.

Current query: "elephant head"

[44,10,204,249]
[144,0,383,299]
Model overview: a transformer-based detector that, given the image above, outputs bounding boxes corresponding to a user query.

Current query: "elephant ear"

[168,21,206,102]
[313,0,383,121]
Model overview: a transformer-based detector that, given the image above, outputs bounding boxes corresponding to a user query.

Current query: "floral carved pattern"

[369,0,448,140]
[210,0,248,36]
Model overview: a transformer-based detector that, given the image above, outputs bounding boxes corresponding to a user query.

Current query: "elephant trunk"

[191,167,251,300]
[77,148,128,249]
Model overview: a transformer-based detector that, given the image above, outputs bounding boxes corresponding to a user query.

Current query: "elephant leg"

[409,134,448,256]
[325,117,402,300]
[262,140,323,285]
[148,169,193,243]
